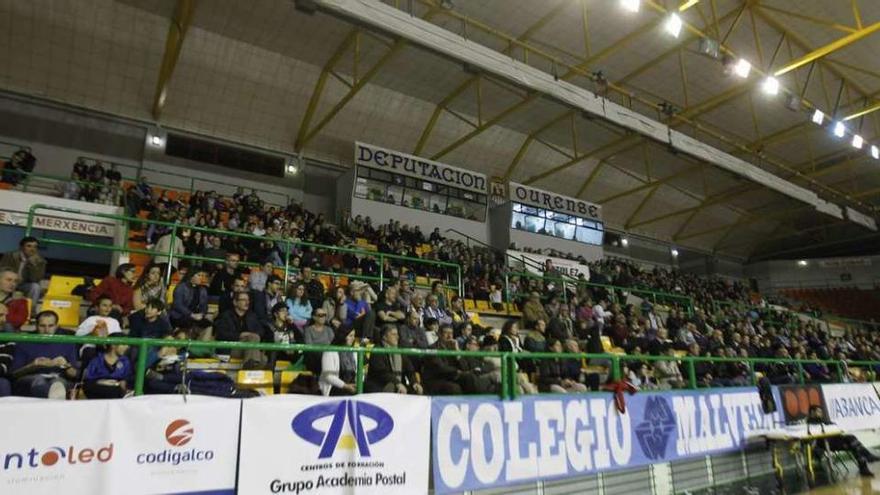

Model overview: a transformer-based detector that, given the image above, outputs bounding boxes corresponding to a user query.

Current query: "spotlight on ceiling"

[833,121,846,138]
[762,76,779,95]
[671,248,679,258]
[811,109,824,125]
[732,58,751,78]
[620,0,640,13]
[852,134,864,149]
[665,13,683,38]
[621,237,629,247]
[797,260,808,267]
[872,145,879,160]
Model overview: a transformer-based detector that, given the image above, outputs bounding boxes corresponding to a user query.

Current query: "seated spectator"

[343,283,373,340]
[488,284,503,311]
[522,292,549,328]
[430,280,448,310]
[1,149,36,185]
[376,286,407,328]
[524,319,548,353]
[538,339,588,393]
[804,350,833,382]
[132,263,166,312]
[0,236,46,303]
[498,320,537,394]
[87,263,137,317]
[152,227,189,269]
[219,277,247,315]
[303,307,334,373]
[399,310,429,350]
[321,286,347,330]
[459,335,501,389]
[208,252,242,297]
[0,269,28,329]
[301,267,325,312]
[423,294,452,326]
[76,296,123,364]
[0,302,13,396]
[58,170,82,200]
[319,327,357,396]
[82,335,132,399]
[251,275,285,333]
[422,324,489,395]
[364,325,423,395]
[654,346,686,389]
[269,302,300,345]
[214,291,269,369]
[11,311,78,399]
[249,260,275,292]
[286,283,313,330]
[129,298,172,339]
[169,266,212,338]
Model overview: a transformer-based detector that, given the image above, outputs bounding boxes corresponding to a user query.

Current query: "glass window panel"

[385,184,403,205]
[429,193,447,215]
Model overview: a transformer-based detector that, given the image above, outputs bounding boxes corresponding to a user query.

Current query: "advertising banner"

[509,182,602,220]
[238,394,430,495]
[431,388,781,494]
[355,142,487,194]
[507,250,590,280]
[0,395,240,495]
[821,383,880,431]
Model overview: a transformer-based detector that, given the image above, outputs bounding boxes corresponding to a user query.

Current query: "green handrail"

[0,333,871,398]
[24,204,462,294]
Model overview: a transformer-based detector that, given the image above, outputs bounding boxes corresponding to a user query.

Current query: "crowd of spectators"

[0,160,876,402]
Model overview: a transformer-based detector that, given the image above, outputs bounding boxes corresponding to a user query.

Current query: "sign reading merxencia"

[355,142,488,194]
[509,182,602,220]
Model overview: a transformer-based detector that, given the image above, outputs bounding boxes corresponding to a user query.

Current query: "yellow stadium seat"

[600,336,613,352]
[673,349,688,358]
[166,284,176,304]
[415,276,429,287]
[47,276,85,297]
[464,299,476,311]
[469,312,482,326]
[41,295,82,328]
[475,300,490,312]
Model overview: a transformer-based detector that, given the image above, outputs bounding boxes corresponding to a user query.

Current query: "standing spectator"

[87,263,137,317]
[11,311,78,399]
[0,236,46,303]
[319,327,357,396]
[82,335,132,399]
[286,283,313,331]
[152,227,189,269]
[214,291,268,369]
[251,275,284,333]
[364,325,423,394]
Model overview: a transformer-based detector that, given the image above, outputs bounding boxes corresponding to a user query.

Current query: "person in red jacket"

[87,264,137,317]
[0,269,28,328]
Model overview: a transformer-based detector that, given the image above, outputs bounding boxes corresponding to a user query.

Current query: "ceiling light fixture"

[811,109,824,125]
[852,134,864,149]
[797,260,808,267]
[621,237,629,247]
[620,0,640,13]
[833,121,846,138]
[872,145,879,160]
[671,248,679,258]
[732,58,751,78]
[762,76,779,95]
[665,13,683,38]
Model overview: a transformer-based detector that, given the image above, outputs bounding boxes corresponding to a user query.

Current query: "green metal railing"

[24,204,463,295]
[1,333,874,400]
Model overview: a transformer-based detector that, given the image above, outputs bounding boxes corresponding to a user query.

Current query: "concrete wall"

[746,256,880,292]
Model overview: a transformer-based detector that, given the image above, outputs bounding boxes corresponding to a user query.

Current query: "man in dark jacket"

[0,236,46,303]
[364,325,423,394]
[169,267,212,336]
[422,325,487,395]
[213,291,268,369]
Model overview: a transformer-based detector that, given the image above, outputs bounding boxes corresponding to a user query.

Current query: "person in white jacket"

[319,327,357,396]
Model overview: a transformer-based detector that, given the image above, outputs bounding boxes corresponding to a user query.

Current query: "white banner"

[509,182,601,220]
[0,395,239,495]
[355,142,488,194]
[507,249,590,280]
[238,394,430,495]
[822,383,880,431]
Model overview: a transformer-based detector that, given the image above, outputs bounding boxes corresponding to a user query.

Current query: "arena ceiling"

[2,0,880,261]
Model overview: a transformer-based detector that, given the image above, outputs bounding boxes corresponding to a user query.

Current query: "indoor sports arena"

[2,0,880,494]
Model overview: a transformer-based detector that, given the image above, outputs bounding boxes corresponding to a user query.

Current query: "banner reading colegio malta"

[431,388,782,494]
[238,394,430,495]
[0,395,240,495]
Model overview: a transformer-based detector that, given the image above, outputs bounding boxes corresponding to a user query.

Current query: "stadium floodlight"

[732,58,751,78]
[671,248,679,257]
[871,145,879,160]
[852,134,864,149]
[620,0,640,13]
[762,76,779,95]
[621,237,629,247]
[833,121,846,138]
[797,260,808,267]
[665,13,683,38]
[811,109,824,125]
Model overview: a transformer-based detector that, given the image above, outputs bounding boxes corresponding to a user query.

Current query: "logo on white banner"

[136,419,214,466]
[291,400,394,459]
[2,444,113,471]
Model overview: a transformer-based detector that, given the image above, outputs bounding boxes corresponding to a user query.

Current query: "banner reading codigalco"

[509,182,602,220]
[238,394,430,495]
[355,142,488,194]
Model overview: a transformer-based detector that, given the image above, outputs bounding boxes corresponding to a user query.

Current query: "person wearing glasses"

[213,291,269,369]
[303,307,333,373]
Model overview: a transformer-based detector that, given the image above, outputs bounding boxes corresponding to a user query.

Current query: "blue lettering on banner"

[431,388,782,494]
[830,395,880,418]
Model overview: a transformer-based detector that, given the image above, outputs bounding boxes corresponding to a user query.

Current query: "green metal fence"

[24,204,463,295]
[1,333,874,400]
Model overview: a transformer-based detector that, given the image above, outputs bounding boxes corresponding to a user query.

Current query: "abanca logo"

[136,419,214,466]
[291,400,394,459]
